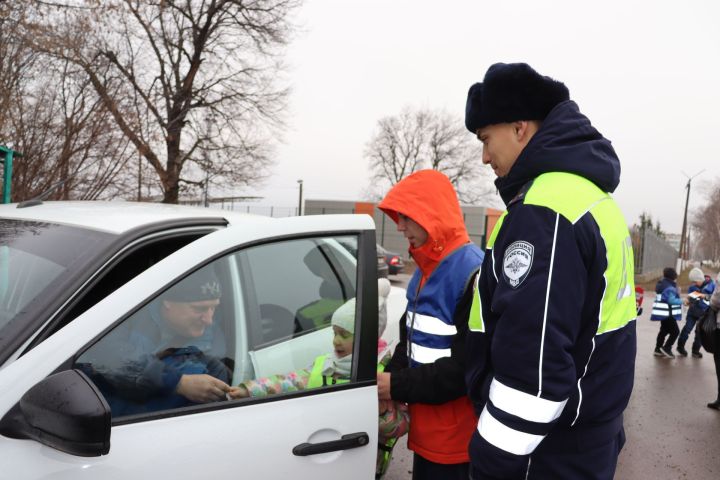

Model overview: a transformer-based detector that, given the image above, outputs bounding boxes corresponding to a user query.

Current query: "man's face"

[476,122,527,178]
[162,298,220,338]
[397,213,429,248]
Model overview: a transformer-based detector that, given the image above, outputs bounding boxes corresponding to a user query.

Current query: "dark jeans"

[411,453,468,480]
[656,318,679,350]
[678,314,701,352]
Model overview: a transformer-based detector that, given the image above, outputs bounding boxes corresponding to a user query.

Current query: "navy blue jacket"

[650,277,682,321]
[466,101,636,479]
[78,302,230,417]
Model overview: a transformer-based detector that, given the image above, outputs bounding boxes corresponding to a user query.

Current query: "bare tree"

[24,0,300,203]
[1,3,134,202]
[634,212,666,238]
[366,108,429,187]
[365,106,497,205]
[0,3,34,134]
[690,177,720,262]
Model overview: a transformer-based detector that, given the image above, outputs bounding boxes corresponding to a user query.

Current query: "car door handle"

[292,432,370,456]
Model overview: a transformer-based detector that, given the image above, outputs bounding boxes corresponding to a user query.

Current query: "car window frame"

[64,227,379,427]
[5,220,229,366]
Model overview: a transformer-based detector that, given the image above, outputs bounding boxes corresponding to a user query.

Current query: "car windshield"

[0,219,114,350]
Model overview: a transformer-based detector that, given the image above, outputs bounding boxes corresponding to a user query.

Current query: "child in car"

[228,278,409,477]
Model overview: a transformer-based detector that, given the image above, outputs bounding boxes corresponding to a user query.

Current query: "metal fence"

[304,204,488,255]
[192,201,299,217]
[201,201,676,281]
[632,226,678,280]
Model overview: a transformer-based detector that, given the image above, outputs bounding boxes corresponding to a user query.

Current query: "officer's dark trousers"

[525,427,625,479]
[713,330,720,401]
[411,453,468,480]
[656,318,679,349]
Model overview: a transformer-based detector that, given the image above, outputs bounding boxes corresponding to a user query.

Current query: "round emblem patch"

[502,241,534,288]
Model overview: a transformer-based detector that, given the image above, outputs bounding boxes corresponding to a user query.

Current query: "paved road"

[383,277,720,479]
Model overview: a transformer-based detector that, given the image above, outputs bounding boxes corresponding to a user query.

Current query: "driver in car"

[77,265,232,416]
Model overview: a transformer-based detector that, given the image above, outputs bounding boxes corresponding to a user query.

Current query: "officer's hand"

[377,372,392,401]
[176,374,231,403]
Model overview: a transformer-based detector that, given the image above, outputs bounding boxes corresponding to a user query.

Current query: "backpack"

[696,307,718,354]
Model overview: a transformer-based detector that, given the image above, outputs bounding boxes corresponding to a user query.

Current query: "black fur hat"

[465,63,570,133]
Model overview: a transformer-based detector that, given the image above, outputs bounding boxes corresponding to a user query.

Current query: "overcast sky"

[239,0,720,234]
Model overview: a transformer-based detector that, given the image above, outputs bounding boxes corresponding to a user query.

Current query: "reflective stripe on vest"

[651,294,683,320]
[469,271,484,332]
[469,212,507,332]
[307,354,387,389]
[469,172,636,335]
[307,354,350,389]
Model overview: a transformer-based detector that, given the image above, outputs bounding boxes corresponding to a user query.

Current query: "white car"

[0,201,406,479]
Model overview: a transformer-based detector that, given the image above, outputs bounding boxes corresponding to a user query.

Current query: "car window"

[241,236,356,345]
[55,232,209,334]
[73,234,360,420]
[0,219,113,340]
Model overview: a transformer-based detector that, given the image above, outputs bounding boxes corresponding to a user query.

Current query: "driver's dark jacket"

[78,303,230,416]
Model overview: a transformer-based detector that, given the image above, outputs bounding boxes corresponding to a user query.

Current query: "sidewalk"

[615,290,719,478]
[384,285,720,479]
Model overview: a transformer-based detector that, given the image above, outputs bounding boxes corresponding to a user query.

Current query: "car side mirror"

[0,369,111,456]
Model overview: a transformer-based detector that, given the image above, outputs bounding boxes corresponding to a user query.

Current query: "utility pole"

[137,153,142,201]
[678,169,704,270]
[203,113,215,207]
[297,179,304,216]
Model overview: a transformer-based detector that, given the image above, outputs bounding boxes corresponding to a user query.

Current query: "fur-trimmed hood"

[495,100,621,205]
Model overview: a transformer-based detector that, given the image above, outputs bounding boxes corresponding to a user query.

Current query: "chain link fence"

[196,199,677,283]
[632,226,679,281]
[183,199,299,217]
[304,201,488,256]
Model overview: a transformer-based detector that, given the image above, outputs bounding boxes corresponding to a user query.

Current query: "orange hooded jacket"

[379,170,479,464]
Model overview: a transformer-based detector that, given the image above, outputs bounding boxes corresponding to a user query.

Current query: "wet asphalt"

[383,279,720,479]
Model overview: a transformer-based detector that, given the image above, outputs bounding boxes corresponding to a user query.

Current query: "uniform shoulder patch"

[502,241,534,288]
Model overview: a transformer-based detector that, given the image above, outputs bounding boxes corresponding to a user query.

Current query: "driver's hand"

[176,374,231,403]
[227,385,250,399]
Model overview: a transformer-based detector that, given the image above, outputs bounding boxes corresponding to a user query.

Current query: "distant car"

[377,244,405,275]
[0,201,407,479]
[377,250,390,278]
[339,239,388,278]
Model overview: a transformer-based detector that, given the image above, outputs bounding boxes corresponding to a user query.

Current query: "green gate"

[0,145,21,204]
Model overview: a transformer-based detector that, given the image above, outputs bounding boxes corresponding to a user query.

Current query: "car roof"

[0,201,270,234]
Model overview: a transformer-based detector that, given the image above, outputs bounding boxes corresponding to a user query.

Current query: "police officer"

[464,63,637,479]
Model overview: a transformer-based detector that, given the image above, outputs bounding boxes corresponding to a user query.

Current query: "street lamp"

[297,179,304,216]
[203,112,216,207]
[678,169,704,269]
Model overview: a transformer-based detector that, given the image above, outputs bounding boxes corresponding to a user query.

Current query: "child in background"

[651,267,683,358]
[228,278,409,477]
[635,286,645,316]
[678,267,716,358]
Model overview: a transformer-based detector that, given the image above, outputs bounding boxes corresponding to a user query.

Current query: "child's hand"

[379,399,395,415]
[377,372,392,400]
[226,385,250,399]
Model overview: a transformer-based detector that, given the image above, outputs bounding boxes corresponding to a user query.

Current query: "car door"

[0,215,380,479]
